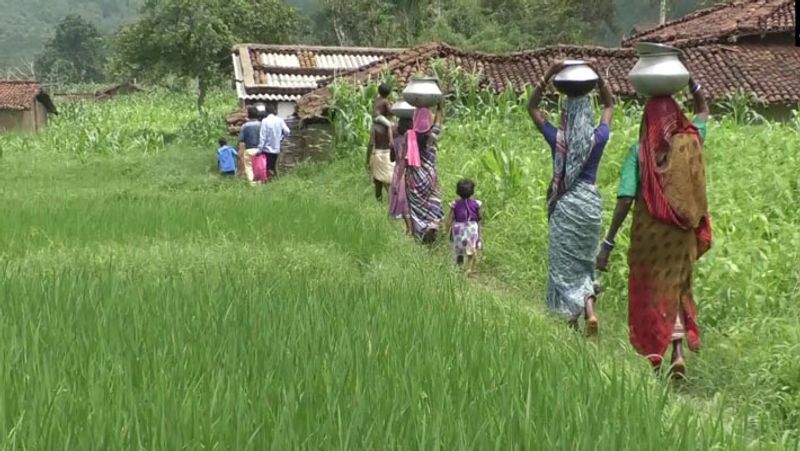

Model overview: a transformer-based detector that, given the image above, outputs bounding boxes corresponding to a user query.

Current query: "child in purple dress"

[446,179,483,276]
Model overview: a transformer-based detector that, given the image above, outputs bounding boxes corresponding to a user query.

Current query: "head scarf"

[406,107,432,168]
[546,95,595,217]
[640,96,711,255]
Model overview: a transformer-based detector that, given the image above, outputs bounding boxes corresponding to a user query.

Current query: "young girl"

[447,179,483,276]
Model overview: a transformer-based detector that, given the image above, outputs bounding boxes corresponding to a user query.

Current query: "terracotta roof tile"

[0,80,56,114]
[623,0,795,46]
[0,80,47,111]
[295,41,800,118]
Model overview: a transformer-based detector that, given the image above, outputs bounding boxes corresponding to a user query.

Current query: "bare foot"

[585,297,598,337]
[669,359,687,380]
[669,340,686,379]
[586,316,599,337]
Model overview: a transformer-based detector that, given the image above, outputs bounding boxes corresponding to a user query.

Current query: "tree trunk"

[197,76,207,112]
[659,0,668,25]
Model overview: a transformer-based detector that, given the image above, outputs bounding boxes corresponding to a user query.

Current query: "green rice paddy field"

[0,91,798,449]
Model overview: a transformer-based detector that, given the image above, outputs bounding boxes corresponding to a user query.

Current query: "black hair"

[456,178,475,199]
[218,137,228,147]
[264,103,277,116]
[397,118,412,136]
[378,83,391,98]
[247,105,259,119]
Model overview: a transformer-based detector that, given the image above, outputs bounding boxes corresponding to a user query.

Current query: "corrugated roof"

[623,0,795,46]
[232,44,404,101]
[0,80,57,113]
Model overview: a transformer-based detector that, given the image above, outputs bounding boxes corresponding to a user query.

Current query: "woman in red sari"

[596,78,710,376]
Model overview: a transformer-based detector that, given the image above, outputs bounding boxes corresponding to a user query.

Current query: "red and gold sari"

[628,97,712,366]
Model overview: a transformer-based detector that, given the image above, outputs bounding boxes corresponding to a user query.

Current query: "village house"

[54,81,145,103]
[623,0,795,47]
[228,44,402,171]
[0,80,57,133]
[95,81,144,100]
[230,44,401,121]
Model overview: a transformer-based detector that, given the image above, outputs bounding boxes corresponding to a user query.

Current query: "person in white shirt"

[258,104,291,177]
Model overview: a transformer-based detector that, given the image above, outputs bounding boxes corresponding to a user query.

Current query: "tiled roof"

[0,80,56,113]
[95,82,144,96]
[232,44,403,102]
[296,41,800,118]
[623,0,795,46]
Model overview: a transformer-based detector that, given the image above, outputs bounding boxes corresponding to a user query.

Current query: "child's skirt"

[452,220,482,260]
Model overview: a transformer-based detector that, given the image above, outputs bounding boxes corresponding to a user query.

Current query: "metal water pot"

[629,43,690,97]
[402,77,442,108]
[390,100,416,119]
[553,60,599,97]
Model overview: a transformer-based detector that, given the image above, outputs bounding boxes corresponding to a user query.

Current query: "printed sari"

[405,108,443,241]
[621,97,712,365]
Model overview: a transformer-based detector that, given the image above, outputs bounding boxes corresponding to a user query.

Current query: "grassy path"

[1,143,786,449]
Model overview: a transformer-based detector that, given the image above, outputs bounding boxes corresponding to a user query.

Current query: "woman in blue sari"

[527,61,615,334]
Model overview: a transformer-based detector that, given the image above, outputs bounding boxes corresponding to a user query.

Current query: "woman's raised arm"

[590,61,615,126]
[527,61,564,132]
[689,78,709,122]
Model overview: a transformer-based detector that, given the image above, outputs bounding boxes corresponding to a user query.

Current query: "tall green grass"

[329,81,800,442]
[0,90,796,448]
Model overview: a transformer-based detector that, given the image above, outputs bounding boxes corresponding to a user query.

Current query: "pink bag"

[252,153,268,183]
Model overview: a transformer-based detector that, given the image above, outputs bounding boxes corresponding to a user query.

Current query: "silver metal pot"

[553,60,599,97]
[390,100,416,119]
[629,43,689,97]
[402,77,442,108]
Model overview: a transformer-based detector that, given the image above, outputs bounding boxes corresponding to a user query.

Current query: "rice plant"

[0,85,797,448]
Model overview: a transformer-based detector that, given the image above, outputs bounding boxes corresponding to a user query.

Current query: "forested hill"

[0,0,706,70]
[0,0,141,68]
[0,0,318,68]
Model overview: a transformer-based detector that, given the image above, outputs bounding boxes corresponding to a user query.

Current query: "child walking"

[217,137,238,177]
[447,179,483,276]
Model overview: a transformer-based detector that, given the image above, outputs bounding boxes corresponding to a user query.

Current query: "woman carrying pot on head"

[527,60,615,334]
[389,116,413,235]
[405,101,444,243]
[596,78,710,377]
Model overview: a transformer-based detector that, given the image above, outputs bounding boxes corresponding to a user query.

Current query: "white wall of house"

[277,101,296,119]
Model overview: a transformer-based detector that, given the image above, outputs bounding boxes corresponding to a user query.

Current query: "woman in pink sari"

[389,118,413,234]
[405,104,444,243]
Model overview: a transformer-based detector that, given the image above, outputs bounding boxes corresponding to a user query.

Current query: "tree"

[311,0,616,52]
[112,0,300,111]
[35,15,106,84]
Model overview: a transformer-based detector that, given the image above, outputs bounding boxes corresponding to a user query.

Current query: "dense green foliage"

[0,82,799,447]
[0,0,140,70]
[312,0,616,51]
[34,15,107,84]
[110,0,299,110]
